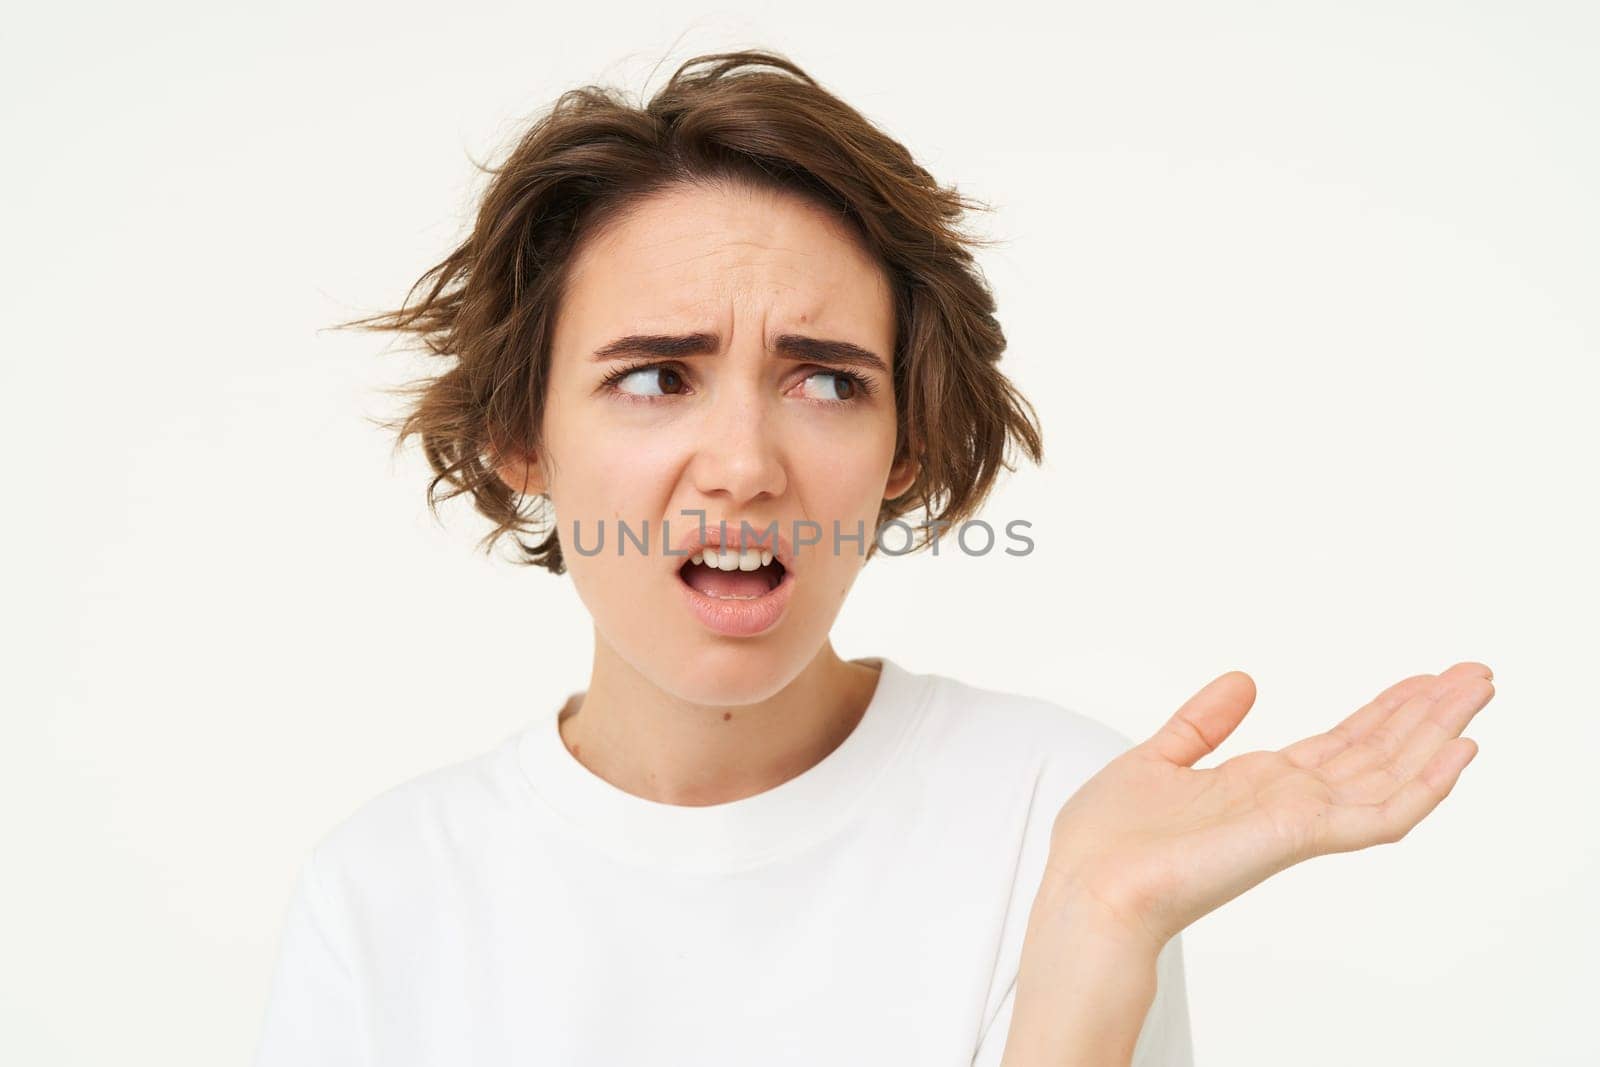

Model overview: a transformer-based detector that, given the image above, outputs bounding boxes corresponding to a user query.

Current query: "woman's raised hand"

[1041,662,1495,954]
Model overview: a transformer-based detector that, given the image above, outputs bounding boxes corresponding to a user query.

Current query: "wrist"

[1032,872,1170,962]
[998,884,1164,1067]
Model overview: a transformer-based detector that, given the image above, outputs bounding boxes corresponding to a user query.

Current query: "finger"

[1290,661,1494,776]
[1280,672,1436,770]
[1390,677,1494,782]
[1336,661,1492,748]
[1143,670,1257,767]
[1310,737,1480,855]
[1333,679,1495,803]
[1318,684,1448,785]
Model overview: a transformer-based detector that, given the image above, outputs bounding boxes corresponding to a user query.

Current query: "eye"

[599,361,875,406]
[798,369,872,404]
[607,364,689,398]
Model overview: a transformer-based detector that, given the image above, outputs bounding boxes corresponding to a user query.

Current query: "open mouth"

[677,555,788,600]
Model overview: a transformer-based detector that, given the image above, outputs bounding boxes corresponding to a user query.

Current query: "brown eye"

[799,370,862,403]
[614,365,686,398]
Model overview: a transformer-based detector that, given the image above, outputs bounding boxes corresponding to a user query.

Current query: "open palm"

[1043,661,1495,952]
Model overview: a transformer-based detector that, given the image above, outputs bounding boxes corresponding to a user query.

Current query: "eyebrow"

[590,332,889,375]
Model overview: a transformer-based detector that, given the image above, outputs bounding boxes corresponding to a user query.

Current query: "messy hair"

[335,48,1042,574]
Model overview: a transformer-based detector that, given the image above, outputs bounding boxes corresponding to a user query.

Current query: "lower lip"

[677,565,796,637]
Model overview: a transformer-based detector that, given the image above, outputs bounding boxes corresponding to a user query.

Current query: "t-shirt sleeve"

[252,847,367,1067]
[970,931,1194,1067]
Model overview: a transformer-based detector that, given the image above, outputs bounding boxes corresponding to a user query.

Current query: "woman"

[254,50,1494,1067]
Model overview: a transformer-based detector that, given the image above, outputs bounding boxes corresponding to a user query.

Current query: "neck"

[557,636,881,807]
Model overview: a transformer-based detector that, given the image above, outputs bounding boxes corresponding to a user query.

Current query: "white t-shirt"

[253,656,1194,1066]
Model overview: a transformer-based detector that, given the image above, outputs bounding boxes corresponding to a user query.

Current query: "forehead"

[554,181,894,352]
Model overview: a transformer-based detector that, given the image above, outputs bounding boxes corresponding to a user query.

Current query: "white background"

[6,2,1596,1064]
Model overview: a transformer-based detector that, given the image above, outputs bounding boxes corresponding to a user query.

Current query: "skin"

[493,173,1498,1065]
[1044,660,1495,952]
[1001,661,1495,1066]
[494,178,917,806]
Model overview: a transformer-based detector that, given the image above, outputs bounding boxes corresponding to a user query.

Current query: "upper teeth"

[690,547,775,571]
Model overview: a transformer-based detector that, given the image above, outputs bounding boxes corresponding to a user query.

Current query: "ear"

[883,449,919,501]
[493,447,548,498]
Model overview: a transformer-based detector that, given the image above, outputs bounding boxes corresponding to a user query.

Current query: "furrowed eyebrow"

[591,332,721,361]
[590,332,889,376]
[772,334,889,375]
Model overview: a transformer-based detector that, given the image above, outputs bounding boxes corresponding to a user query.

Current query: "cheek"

[554,437,676,516]
[798,429,897,505]
[806,467,884,517]
[551,451,681,590]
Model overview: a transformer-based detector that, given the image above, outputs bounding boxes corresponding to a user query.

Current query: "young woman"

[254,50,1495,1067]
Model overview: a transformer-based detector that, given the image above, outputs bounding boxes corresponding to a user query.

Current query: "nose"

[687,367,788,505]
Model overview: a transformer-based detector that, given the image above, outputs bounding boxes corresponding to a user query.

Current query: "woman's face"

[504,179,915,704]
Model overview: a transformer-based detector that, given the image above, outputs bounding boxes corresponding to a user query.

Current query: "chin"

[649,639,812,707]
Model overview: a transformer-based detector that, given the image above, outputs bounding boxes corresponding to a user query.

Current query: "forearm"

[997,882,1163,1067]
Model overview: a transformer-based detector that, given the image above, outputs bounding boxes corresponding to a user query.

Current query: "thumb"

[1143,670,1258,767]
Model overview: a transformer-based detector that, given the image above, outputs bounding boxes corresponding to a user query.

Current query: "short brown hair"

[336,48,1042,574]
